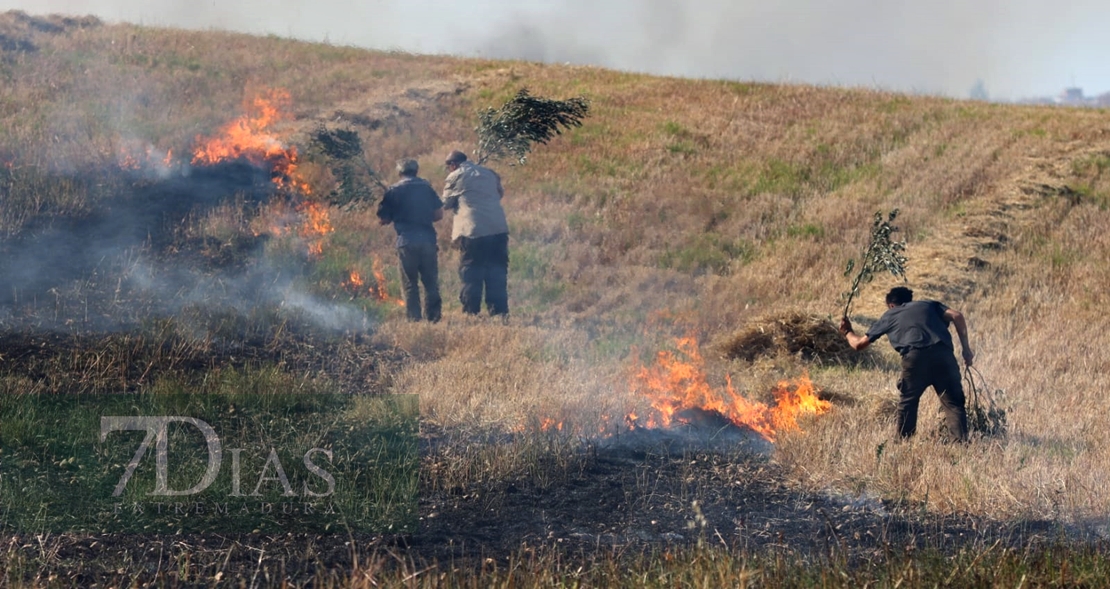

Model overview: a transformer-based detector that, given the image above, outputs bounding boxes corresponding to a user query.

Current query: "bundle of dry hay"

[719,311,856,364]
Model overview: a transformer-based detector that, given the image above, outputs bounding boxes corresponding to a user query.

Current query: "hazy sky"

[3,0,1107,100]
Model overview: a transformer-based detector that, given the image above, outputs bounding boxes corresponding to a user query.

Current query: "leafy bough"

[309,125,387,207]
[841,209,908,319]
[475,88,590,166]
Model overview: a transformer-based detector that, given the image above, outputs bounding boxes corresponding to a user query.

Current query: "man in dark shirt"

[839,286,975,441]
[376,159,444,322]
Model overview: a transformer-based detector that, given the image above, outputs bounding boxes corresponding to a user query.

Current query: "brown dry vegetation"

[4,9,1110,586]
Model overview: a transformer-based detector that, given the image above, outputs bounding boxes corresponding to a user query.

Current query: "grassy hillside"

[4,10,1110,586]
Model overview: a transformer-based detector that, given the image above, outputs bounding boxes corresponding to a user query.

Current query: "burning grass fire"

[297,200,333,257]
[343,256,405,306]
[629,336,831,442]
[119,89,345,263]
[189,91,336,258]
[77,88,421,321]
[191,89,310,194]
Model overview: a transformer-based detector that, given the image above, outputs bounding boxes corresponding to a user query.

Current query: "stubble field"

[3,10,1110,587]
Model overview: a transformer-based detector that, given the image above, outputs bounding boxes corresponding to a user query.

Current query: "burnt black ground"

[0,332,1074,570]
[0,439,1064,586]
[0,161,277,307]
[0,330,1071,584]
[413,436,1061,565]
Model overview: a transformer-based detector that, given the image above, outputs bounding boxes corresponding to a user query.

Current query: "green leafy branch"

[309,125,387,207]
[841,209,908,318]
[475,88,590,165]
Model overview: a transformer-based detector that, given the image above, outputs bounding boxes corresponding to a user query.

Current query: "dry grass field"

[3,9,1110,587]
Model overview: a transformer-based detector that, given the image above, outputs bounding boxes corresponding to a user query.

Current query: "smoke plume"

[5,0,1110,99]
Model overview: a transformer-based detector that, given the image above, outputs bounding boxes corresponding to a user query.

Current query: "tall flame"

[629,336,830,442]
[342,257,405,307]
[369,256,406,306]
[190,90,330,256]
[297,201,333,257]
[183,91,412,303]
[191,89,310,193]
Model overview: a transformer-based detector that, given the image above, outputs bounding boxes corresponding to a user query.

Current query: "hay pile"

[719,311,856,364]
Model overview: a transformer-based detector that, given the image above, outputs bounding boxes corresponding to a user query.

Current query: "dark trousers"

[457,233,509,316]
[397,242,441,322]
[897,344,968,441]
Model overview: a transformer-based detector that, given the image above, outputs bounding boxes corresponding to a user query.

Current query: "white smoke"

[4,0,1110,99]
[120,257,374,335]
[279,287,371,333]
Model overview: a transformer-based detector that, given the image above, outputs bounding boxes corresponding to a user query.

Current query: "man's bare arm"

[943,308,974,366]
[839,317,873,351]
[846,332,872,351]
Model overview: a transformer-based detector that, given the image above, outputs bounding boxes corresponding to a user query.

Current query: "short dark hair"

[885,286,914,306]
[396,158,418,176]
[445,150,468,165]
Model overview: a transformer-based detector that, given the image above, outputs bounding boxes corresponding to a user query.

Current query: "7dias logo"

[100,417,336,498]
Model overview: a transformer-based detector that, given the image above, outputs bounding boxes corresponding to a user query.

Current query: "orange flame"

[296,201,332,257]
[510,415,567,434]
[629,336,830,442]
[191,90,310,193]
[188,91,323,254]
[540,418,564,432]
[342,258,405,306]
[368,256,405,306]
[769,373,831,433]
[345,271,365,290]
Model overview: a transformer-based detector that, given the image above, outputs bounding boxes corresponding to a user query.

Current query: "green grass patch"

[566,211,602,232]
[510,241,552,281]
[419,542,1110,587]
[753,158,809,196]
[661,121,685,136]
[815,159,881,192]
[785,223,825,239]
[880,96,912,113]
[720,80,760,96]
[665,141,697,156]
[1072,154,1110,176]
[509,241,566,309]
[658,233,756,275]
[703,161,756,192]
[1048,245,1080,270]
[1013,126,1048,139]
[0,391,418,534]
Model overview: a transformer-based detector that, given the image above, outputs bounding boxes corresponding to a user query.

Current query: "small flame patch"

[629,335,830,442]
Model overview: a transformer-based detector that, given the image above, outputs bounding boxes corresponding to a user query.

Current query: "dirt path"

[862,134,1110,314]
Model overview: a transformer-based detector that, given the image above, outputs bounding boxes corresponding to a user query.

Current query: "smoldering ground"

[0,159,369,333]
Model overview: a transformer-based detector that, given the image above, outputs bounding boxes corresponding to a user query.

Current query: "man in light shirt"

[442,150,509,318]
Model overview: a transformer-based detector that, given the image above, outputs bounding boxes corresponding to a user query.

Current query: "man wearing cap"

[442,150,510,317]
[376,159,444,322]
